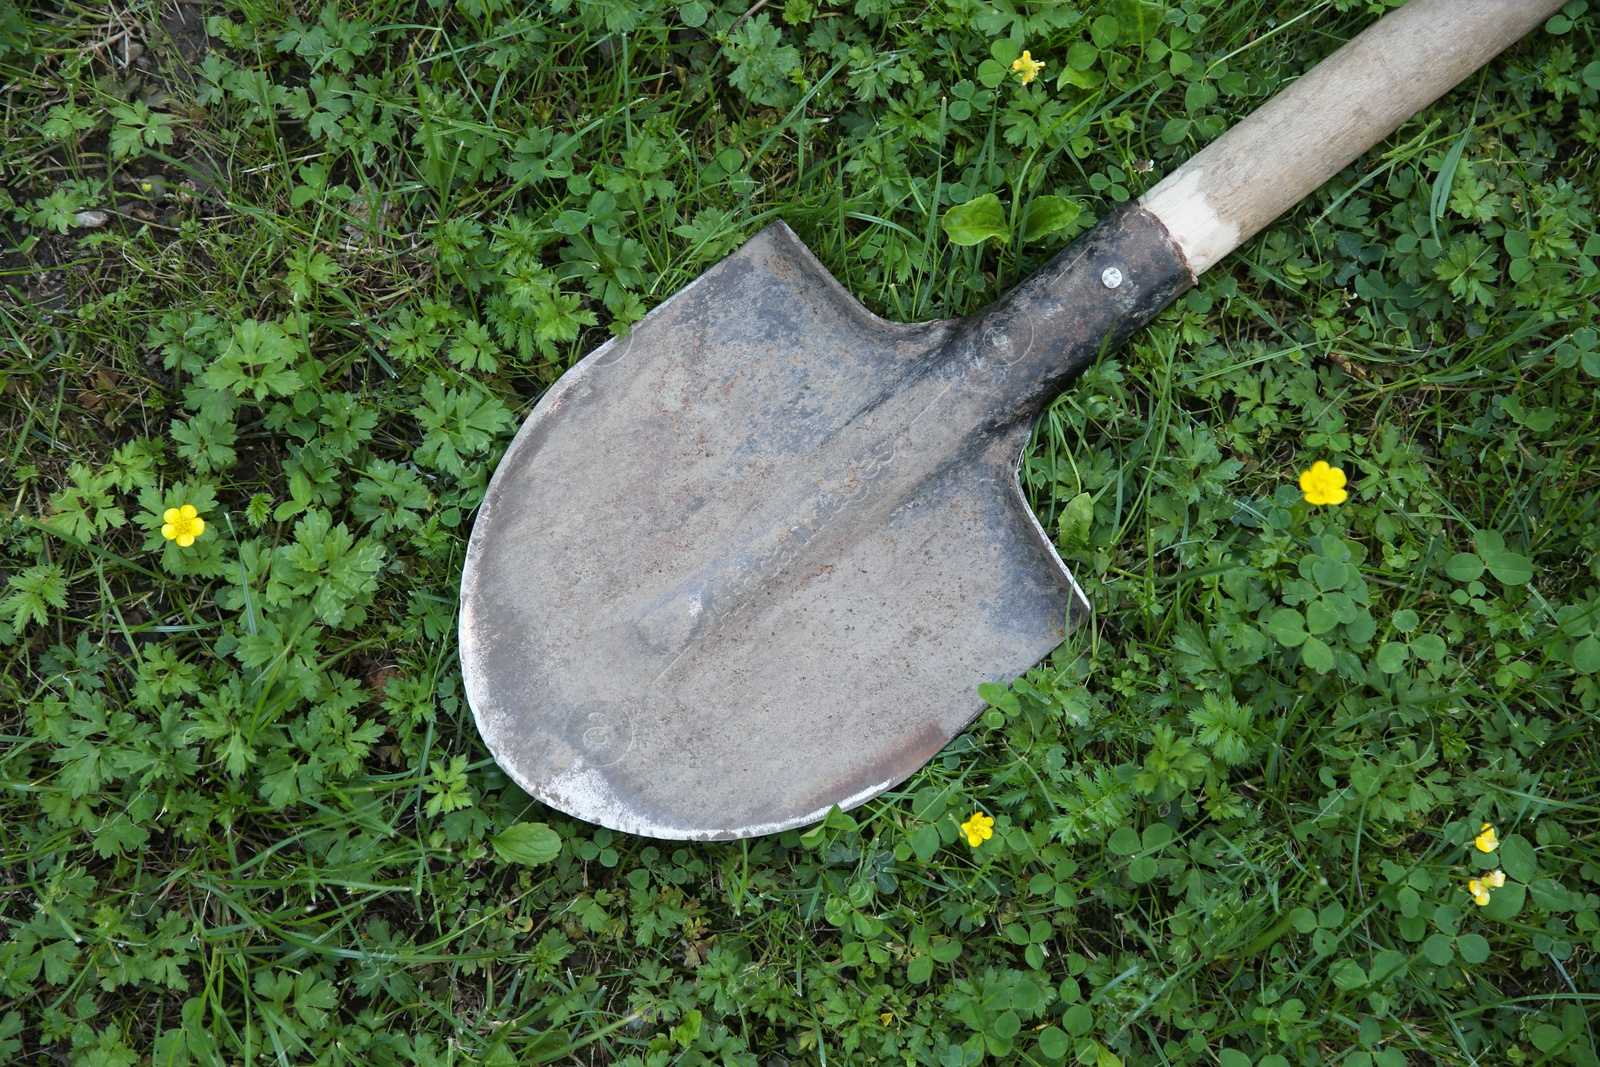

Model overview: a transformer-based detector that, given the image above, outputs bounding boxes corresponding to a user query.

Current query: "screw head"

[1101,266,1124,289]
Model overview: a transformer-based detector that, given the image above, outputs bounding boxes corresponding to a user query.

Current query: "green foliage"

[200,319,304,401]
[1022,195,1084,242]
[2,0,1598,1065]
[106,100,176,159]
[45,464,126,541]
[723,15,801,107]
[490,822,564,865]
[268,509,386,626]
[0,564,67,631]
[412,376,514,477]
[943,194,1011,246]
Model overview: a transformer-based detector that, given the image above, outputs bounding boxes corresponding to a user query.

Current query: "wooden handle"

[1140,0,1565,276]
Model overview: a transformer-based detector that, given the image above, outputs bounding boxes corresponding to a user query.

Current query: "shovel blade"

[460,222,1088,839]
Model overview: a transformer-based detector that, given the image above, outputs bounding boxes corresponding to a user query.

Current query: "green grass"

[2,0,1599,1065]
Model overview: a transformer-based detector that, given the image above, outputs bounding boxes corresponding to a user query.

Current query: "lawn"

[2,0,1598,1065]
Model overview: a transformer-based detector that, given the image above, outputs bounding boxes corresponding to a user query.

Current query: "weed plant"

[1,0,1598,1064]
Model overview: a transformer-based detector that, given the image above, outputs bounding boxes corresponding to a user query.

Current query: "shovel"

[459,0,1563,840]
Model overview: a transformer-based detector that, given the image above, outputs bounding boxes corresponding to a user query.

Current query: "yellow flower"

[1011,51,1045,85]
[960,810,995,848]
[1485,868,1506,888]
[1474,822,1499,853]
[1298,461,1348,505]
[1466,878,1491,907]
[880,1012,894,1026]
[161,504,206,547]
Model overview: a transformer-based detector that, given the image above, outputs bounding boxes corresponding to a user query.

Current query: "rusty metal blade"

[461,211,1189,839]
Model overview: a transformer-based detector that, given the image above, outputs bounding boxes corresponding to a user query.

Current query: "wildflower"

[880,1012,894,1026]
[1298,461,1348,505]
[1465,870,1506,907]
[1011,51,1045,85]
[1474,822,1499,853]
[161,504,206,547]
[960,810,995,848]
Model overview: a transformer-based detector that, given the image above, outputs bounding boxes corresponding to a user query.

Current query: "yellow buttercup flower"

[1011,51,1044,85]
[1474,822,1499,853]
[161,504,206,547]
[1466,878,1491,907]
[960,810,995,848]
[1298,461,1348,505]
[880,1012,894,1026]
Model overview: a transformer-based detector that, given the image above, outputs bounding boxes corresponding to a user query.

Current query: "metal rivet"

[1101,266,1124,289]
